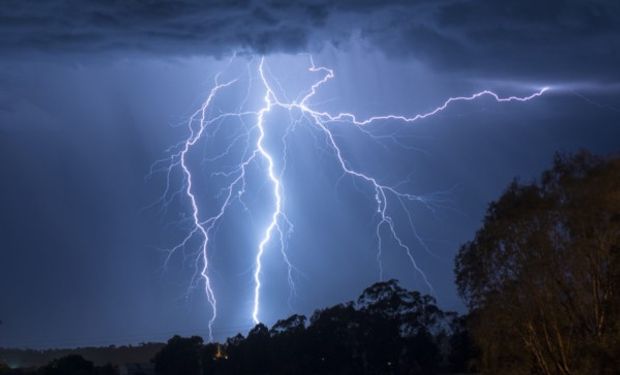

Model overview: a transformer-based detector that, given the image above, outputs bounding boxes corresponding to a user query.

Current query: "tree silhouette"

[307,302,361,374]
[154,335,204,375]
[446,315,478,373]
[37,355,94,375]
[269,314,308,374]
[149,280,461,375]
[357,280,446,374]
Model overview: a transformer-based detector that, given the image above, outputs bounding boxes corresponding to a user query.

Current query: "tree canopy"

[152,279,468,375]
[455,151,620,374]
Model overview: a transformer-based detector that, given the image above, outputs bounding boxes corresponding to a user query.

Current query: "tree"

[446,314,479,373]
[243,323,271,374]
[148,281,455,374]
[357,280,445,374]
[269,315,308,374]
[222,334,244,375]
[38,355,95,375]
[95,364,118,375]
[307,302,362,374]
[223,324,273,375]
[202,343,226,375]
[269,314,306,337]
[455,151,620,374]
[154,335,204,375]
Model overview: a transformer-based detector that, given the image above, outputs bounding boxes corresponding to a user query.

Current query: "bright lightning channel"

[155,56,548,340]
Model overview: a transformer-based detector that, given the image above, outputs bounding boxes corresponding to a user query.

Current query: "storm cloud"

[1,0,619,80]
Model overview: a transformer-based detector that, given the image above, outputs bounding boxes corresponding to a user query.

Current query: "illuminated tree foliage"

[455,151,620,374]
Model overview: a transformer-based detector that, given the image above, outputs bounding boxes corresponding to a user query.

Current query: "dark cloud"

[361,0,620,80]
[1,0,619,79]
[0,0,332,56]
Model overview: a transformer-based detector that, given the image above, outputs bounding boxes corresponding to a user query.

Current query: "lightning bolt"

[174,77,244,342]
[154,55,548,340]
[251,61,285,325]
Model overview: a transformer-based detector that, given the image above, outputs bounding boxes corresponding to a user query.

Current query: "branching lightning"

[153,55,548,340]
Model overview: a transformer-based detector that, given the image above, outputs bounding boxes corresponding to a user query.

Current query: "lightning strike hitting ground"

[154,56,548,340]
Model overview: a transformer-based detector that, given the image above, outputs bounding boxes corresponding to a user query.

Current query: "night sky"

[1,0,620,348]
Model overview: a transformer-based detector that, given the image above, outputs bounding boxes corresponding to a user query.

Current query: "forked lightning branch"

[153,56,548,341]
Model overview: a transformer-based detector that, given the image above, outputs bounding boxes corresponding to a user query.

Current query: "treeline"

[154,280,474,375]
[0,344,163,368]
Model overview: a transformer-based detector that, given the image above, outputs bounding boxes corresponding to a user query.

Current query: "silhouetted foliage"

[455,151,620,374]
[151,279,468,375]
[154,336,203,375]
[36,355,117,375]
[0,344,163,369]
[446,315,479,373]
